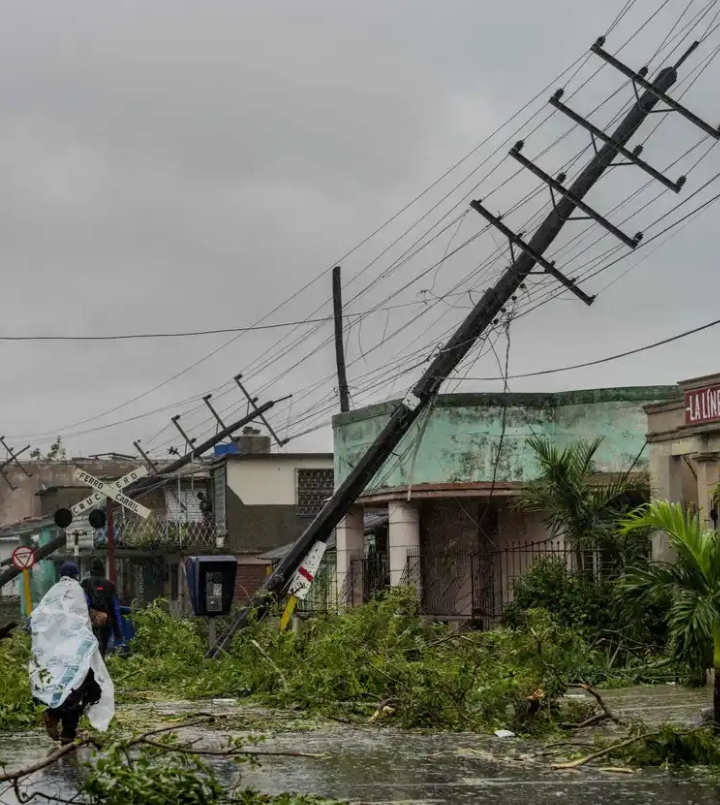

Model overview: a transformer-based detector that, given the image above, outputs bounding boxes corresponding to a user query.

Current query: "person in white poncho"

[29,562,115,745]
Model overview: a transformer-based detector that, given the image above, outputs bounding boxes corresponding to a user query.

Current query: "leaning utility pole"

[211,38,719,656]
[0,399,287,592]
[332,266,350,413]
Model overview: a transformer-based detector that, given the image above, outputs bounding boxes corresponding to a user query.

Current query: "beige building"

[208,431,333,599]
[645,372,720,559]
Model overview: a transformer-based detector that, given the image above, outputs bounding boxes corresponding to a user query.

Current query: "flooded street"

[1,685,719,804]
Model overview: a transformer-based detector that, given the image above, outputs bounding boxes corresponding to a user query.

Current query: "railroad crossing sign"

[72,466,151,520]
[11,545,36,571]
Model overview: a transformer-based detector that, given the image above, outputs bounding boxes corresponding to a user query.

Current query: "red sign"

[11,545,36,571]
[685,385,720,425]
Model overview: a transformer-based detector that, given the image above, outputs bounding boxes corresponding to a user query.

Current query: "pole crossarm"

[202,394,227,430]
[510,143,643,248]
[170,415,196,452]
[0,438,31,478]
[549,91,686,192]
[469,200,595,306]
[591,38,720,139]
[234,375,286,447]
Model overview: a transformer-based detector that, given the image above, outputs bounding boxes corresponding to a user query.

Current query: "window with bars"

[296,468,334,518]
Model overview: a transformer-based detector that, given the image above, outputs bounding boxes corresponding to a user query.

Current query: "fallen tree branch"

[550,727,709,770]
[0,712,313,785]
[0,740,87,782]
[250,639,289,693]
[566,683,622,725]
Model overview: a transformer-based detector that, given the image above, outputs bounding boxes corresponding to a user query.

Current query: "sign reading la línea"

[684,385,720,426]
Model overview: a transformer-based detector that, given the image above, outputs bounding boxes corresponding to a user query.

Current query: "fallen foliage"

[549,723,720,769]
[110,589,645,734]
[0,588,681,738]
[0,713,340,805]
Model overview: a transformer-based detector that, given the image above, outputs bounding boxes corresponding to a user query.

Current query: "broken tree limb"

[0,712,321,786]
[566,683,622,725]
[550,727,709,770]
[250,639,289,693]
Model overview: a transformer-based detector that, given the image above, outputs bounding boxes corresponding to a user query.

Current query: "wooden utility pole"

[332,266,350,413]
[0,399,287,592]
[211,39,720,656]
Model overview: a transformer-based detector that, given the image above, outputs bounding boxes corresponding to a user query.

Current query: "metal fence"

[343,552,390,608]
[297,553,338,613]
[337,539,613,627]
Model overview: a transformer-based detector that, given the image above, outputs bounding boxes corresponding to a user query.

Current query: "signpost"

[11,546,36,616]
[72,467,151,519]
[73,466,151,584]
[52,466,153,584]
[279,541,327,631]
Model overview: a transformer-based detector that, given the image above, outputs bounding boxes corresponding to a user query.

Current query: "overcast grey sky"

[0,0,719,461]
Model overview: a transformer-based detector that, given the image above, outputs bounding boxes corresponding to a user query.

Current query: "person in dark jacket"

[81,558,122,658]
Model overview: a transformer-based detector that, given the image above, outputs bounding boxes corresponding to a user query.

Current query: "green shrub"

[502,558,613,633]
[0,630,40,730]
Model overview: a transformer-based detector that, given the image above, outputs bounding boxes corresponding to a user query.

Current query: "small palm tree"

[518,436,650,569]
[618,500,720,726]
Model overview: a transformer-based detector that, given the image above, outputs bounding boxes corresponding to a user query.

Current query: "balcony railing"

[94,514,221,550]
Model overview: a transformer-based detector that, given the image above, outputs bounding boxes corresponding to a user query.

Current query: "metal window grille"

[296,469,334,518]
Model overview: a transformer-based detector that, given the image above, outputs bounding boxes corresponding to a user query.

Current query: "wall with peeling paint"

[332,387,680,492]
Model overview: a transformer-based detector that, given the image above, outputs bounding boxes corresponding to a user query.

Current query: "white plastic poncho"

[28,576,115,731]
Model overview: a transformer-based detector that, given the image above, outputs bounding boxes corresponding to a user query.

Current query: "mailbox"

[185,556,237,618]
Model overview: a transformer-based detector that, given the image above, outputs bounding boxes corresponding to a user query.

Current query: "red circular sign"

[11,545,36,571]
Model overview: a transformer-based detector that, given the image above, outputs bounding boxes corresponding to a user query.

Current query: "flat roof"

[213,452,333,463]
[333,386,680,427]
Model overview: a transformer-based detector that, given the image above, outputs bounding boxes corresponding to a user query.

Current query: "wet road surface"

[1,685,718,804]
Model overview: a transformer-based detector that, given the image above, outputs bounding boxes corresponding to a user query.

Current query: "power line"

[17,3,720,453]
[0,318,336,342]
[0,300,441,343]
[451,313,720,382]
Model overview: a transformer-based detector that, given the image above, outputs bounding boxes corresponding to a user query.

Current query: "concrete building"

[645,372,720,560]
[0,437,334,618]
[209,430,333,600]
[333,386,677,622]
[0,456,141,529]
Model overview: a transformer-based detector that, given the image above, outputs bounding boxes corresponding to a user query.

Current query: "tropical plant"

[29,436,67,462]
[518,436,650,568]
[502,556,613,633]
[617,500,720,725]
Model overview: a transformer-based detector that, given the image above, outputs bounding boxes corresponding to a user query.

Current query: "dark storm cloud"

[0,0,717,457]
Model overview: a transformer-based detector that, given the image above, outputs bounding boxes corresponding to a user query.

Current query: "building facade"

[0,439,334,619]
[333,386,678,623]
[209,438,333,600]
[645,372,720,560]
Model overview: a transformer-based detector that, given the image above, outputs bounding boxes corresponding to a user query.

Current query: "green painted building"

[332,386,680,623]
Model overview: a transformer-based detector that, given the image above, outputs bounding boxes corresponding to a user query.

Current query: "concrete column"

[695,453,720,530]
[336,507,364,606]
[648,444,683,562]
[388,500,420,589]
